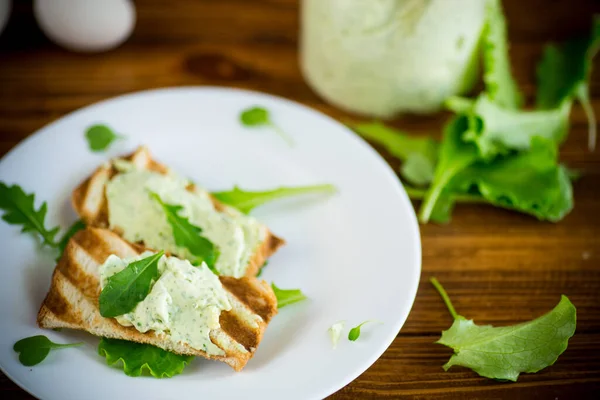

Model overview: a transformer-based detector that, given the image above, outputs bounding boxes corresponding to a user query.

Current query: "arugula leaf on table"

[536,16,600,150]
[85,124,125,152]
[271,283,307,309]
[14,335,83,366]
[99,251,165,318]
[418,117,478,223]
[98,338,193,378]
[151,193,219,271]
[213,184,336,214]
[353,121,438,186]
[449,94,571,158]
[451,137,573,222]
[240,106,294,146]
[481,0,523,109]
[0,182,60,248]
[430,277,576,381]
[56,220,86,260]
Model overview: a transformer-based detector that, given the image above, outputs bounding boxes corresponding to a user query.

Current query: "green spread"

[105,160,266,278]
[99,252,232,355]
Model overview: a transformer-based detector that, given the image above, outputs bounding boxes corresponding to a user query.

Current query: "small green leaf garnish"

[0,182,60,248]
[14,335,83,366]
[98,338,193,378]
[256,260,268,278]
[151,193,219,271]
[271,283,307,308]
[240,106,294,146]
[431,277,576,381]
[213,184,336,214]
[348,321,373,341]
[99,251,165,318]
[56,220,86,260]
[85,124,124,152]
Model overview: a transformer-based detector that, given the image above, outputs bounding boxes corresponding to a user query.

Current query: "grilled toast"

[37,227,278,371]
[71,145,285,278]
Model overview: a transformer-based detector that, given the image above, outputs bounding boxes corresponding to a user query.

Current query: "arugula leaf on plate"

[0,182,60,248]
[452,137,573,222]
[449,94,571,158]
[353,121,438,186]
[85,124,124,152]
[56,220,86,260]
[481,0,523,109]
[536,16,600,150]
[418,117,478,223]
[99,251,165,318]
[98,338,193,378]
[430,277,576,381]
[240,106,294,146]
[213,184,336,214]
[151,193,219,271]
[14,335,83,366]
[271,283,307,308]
[348,321,374,342]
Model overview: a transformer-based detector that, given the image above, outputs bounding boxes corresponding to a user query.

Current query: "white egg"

[0,0,11,37]
[33,0,136,52]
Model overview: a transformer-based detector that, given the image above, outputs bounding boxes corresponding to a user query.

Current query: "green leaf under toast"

[0,182,60,248]
[56,220,86,260]
[451,137,574,222]
[449,94,572,158]
[85,124,124,152]
[482,0,523,109]
[151,193,219,271]
[352,121,439,186]
[14,335,83,366]
[271,283,307,308]
[536,16,600,150]
[418,117,478,223]
[430,277,576,381]
[98,338,194,378]
[99,251,165,318]
[213,184,336,214]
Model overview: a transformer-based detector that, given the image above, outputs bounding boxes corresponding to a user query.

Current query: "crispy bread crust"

[71,146,285,277]
[37,227,278,371]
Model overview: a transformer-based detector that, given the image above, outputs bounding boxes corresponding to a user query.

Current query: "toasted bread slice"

[71,146,285,277]
[37,227,278,371]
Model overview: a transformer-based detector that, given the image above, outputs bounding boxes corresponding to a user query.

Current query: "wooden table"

[1,1,599,398]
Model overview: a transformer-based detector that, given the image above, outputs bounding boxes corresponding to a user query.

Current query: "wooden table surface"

[1,1,599,399]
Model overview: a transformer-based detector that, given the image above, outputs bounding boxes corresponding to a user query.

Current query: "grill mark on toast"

[59,246,101,299]
[220,277,278,323]
[38,271,84,326]
[219,311,260,351]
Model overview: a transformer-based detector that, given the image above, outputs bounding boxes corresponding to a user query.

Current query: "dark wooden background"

[1,0,599,398]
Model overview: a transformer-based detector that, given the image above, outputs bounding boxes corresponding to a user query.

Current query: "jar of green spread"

[300,0,486,118]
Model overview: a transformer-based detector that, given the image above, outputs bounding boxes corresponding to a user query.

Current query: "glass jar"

[299,0,486,118]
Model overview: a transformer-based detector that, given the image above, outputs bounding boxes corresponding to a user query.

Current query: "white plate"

[0,87,421,400]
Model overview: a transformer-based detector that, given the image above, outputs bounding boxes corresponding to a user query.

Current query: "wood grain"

[1,0,600,398]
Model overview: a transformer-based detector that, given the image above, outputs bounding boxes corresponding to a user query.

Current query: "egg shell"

[34,0,136,53]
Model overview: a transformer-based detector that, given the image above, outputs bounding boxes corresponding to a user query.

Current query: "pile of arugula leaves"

[355,2,599,224]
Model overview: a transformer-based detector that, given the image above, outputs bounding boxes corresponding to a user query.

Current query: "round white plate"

[0,87,421,400]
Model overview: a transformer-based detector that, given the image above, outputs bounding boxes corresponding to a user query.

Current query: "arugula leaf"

[430,277,576,381]
[213,184,336,214]
[99,251,165,318]
[481,0,523,109]
[56,220,86,260]
[452,137,574,222]
[98,338,193,378]
[14,335,83,366]
[240,106,294,146]
[151,193,218,270]
[419,117,478,223]
[536,16,600,150]
[271,283,307,308]
[353,121,438,186]
[85,124,124,152]
[453,94,571,158]
[0,182,60,248]
[348,321,374,341]
[328,321,345,349]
